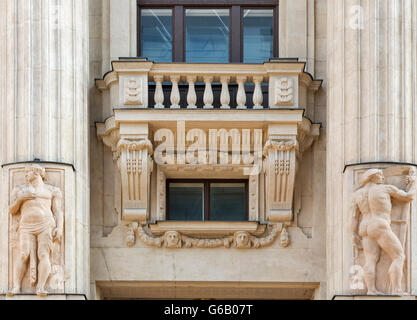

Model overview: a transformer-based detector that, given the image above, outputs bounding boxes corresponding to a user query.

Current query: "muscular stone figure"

[8,165,63,296]
[350,169,417,295]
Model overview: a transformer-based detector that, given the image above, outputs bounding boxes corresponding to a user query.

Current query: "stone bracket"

[264,139,298,223]
[116,138,153,225]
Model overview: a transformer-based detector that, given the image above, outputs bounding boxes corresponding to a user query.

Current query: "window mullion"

[204,181,210,221]
[173,5,185,62]
[230,5,242,63]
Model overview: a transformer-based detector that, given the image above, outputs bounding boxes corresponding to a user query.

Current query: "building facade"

[0,0,416,300]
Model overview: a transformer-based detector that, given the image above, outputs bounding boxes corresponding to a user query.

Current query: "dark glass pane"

[141,9,172,62]
[186,9,230,63]
[243,9,274,63]
[168,183,204,221]
[210,183,246,221]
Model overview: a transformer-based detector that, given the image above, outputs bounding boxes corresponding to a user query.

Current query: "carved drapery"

[136,224,289,249]
[116,138,153,224]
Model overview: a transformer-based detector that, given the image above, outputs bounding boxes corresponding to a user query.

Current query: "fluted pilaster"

[0,0,89,298]
[327,0,417,299]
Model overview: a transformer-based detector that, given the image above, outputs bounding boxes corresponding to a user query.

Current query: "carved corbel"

[263,139,298,223]
[116,138,154,225]
[297,118,320,159]
[96,116,120,160]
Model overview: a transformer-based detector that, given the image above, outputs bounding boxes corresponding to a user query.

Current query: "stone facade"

[0,0,416,300]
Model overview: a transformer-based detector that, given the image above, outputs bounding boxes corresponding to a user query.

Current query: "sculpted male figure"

[8,165,63,296]
[350,169,417,295]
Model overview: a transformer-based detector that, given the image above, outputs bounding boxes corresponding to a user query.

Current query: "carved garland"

[134,224,290,249]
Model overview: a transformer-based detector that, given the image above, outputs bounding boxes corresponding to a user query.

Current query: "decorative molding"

[123,78,143,105]
[116,138,154,224]
[264,139,297,223]
[137,224,286,249]
[263,140,299,156]
[249,175,259,220]
[275,77,294,106]
[149,221,267,237]
[156,167,166,221]
[297,118,320,157]
[96,116,120,160]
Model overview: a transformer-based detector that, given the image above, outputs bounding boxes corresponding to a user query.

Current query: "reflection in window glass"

[186,9,230,63]
[141,9,172,62]
[210,183,246,221]
[168,183,204,221]
[243,9,274,63]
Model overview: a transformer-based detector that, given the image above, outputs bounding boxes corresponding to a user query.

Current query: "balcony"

[95,58,322,248]
[95,58,322,111]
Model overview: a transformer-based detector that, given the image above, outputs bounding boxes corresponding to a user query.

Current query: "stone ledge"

[0,294,86,301]
[148,221,267,236]
[333,295,416,301]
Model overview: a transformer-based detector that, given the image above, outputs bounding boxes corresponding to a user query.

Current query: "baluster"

[203,76,214,109]
[236,76,247,109]
[154,75,165,109]
[170,75,181,109]
[186,76,197,109]
[220,76,231,109]
[252,76,264,109]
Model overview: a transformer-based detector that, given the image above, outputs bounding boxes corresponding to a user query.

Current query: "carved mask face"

[280,229,290,247]
[235,232,250,248]
[165,231,180,248]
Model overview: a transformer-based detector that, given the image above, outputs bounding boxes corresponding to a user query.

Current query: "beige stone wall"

[88,1,328,300]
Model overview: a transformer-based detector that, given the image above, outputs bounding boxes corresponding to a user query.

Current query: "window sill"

[148,221,267,237]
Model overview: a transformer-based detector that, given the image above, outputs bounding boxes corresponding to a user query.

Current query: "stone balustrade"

[95,59,322,111]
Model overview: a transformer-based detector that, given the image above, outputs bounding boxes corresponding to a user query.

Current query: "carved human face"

[25,168,38,183]
[235,232,250,248]
[165,231,180,248]
[372,171,385,184]
[280,229,290,247]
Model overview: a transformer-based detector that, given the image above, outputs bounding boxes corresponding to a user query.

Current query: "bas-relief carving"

[275,77,294,106]
[7,165,65,297]
[263,140,298,224]
[349,167,417,296]
[116,138,154,224]
[136,224,289,249]
[123,78,143,106]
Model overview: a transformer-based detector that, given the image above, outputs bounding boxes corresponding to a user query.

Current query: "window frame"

[166,179,249,221]
[137,0,279,63]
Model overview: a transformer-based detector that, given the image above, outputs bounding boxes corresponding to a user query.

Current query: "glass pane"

[210,183,246,221]
[168,183,204,221]
[141,9,172,62]
[186,9,230,63]
[243,9,274,63]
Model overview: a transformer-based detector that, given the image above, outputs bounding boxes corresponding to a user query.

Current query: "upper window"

[137,1,278,63]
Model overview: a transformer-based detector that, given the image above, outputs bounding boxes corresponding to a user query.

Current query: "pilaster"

[0,0,89,298]
[327,0,417,299]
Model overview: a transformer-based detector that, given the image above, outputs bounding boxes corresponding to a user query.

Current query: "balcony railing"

[95,58,322,111]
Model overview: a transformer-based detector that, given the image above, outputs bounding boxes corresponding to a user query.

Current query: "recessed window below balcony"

[167,180,248,221]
